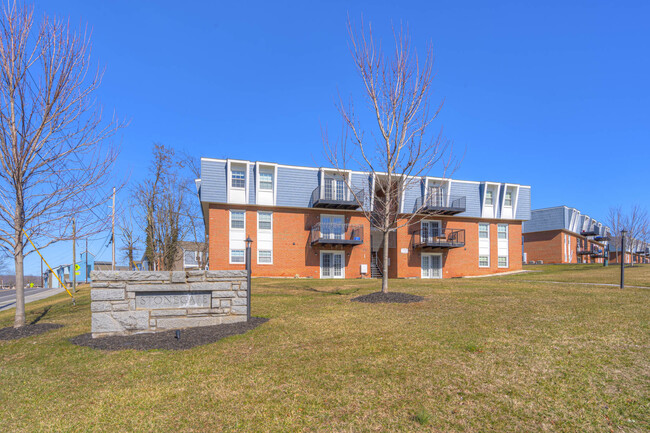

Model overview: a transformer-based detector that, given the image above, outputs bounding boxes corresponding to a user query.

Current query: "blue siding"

[199,159,531,223]
[515,187,531,220]
[523,207,565,233]
[451,181,481,218]
[402,179,422,213]
[200,159,227,203]
[248,164,256,204]
[276,166,319,208]
[350,172,372,211]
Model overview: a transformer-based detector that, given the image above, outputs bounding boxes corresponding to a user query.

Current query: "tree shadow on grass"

[30,306,52,325]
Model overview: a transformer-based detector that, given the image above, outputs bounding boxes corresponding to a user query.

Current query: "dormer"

[500,184,520,219]
[312,168,362,210]
[481,182,501,219]
[227,159,250,205]
[255,162,278,206]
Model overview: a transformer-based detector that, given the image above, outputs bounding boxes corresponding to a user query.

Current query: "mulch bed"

[351,292,424,304]
[69,317,269,351]
[0,323,64,341]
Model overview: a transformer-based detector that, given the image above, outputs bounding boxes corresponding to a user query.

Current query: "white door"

[324,175,346,201]
[421,220,440,243]
[321,252,345,278]
[421,254,442,279]
[321,215,344,240]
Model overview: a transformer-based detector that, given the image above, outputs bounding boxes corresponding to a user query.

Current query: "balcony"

[413,228,465,249]
[576,247,593,255]
[581,229,598,237]
[311,186,364,210]
[414,195,466,215]
[593,235,609,243]
[310,223,364,246]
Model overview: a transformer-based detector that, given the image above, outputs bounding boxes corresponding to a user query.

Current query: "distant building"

[523,206,609,264]
[137,241,208,271]
[43,251,129,288]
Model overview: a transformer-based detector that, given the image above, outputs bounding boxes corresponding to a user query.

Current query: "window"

[479,255,489,267]
[485,190,494,206]
[258,250,272,264]
[479,223,489,239]
[259,172,273,190]
[231,169,246,188]
[258,212,272,230]
[497,224,508,239]
[498,256,508,268]
[504,191,512,207]
[230,250,245,263]
[230,211,245,229]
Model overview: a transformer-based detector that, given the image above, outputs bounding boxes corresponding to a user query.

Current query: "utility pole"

[112,186,116,271]
[85,238,88,283]
[620,230,626,289]
[72,217,77,294]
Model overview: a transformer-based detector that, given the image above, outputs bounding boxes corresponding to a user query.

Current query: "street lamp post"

[620,230,626,289]
[245,237,253,321]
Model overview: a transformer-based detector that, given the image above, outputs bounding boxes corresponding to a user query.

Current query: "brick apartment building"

[608,239,650,264]
[197,158,531,279]
[523,206,610,264]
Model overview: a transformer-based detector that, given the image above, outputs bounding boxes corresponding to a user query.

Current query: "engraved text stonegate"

[136,292,211,309]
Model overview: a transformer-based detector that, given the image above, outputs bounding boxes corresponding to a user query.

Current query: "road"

[0,286,66,311]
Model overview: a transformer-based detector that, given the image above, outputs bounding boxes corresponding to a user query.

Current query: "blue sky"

[20,0,650,274]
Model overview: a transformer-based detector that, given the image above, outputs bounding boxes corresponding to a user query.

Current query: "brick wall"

[209,204,372,278]
[524,230,607,264]
[208,204,525,279]
[394,217,523,278]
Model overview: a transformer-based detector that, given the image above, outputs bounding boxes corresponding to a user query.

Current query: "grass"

[515,263,650,287]
[0,267,649,432]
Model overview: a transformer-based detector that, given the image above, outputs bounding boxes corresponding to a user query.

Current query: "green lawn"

[1,268,649,432]
[515,263,650,287]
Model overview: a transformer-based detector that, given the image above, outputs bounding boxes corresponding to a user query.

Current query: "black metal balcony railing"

[578,246,604,256]
[310,223,364,246]
[581,229,598,237]
[311,186,365,210]
[414,195,466,215]
[413,228,466,249]
[593,235,609,243]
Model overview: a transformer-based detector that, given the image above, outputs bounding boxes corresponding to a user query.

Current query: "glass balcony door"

[321,215,344,240]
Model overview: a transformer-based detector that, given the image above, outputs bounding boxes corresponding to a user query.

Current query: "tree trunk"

[381,230,389,293]
[13,230,25,328]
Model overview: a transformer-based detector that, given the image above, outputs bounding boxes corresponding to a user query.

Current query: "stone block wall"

[90,270,248,338]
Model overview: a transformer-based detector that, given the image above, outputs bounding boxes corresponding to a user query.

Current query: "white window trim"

[497,223,509,240]
[479,222,490,240]
[481,182,501,218]
[320,168,352,201]
[229,209,246,230]
[320,250,345,279]
[421,252,443,279]
[257,250,273,265]
[479,255,490,268]
[226,160,251,204]
[498,256,509,268]
[229,249,246,265]
[256,210,273,265]
[255,162,278,206]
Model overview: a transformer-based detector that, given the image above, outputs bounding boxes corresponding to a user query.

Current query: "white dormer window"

[486,190,494,206]
[504,191,512,207]
[231,168,246,189]
[259,172,273,190]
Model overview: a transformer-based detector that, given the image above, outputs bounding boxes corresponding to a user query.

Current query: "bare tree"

[324,19,456,293]
[607,205,648,265]
[119,211,140,270]
[134,144,201,271]
[0,3,123,327]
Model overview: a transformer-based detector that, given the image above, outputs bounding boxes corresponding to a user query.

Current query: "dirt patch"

[0,323,64,340]
[351,292,424,304]
[69,317,269,351]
